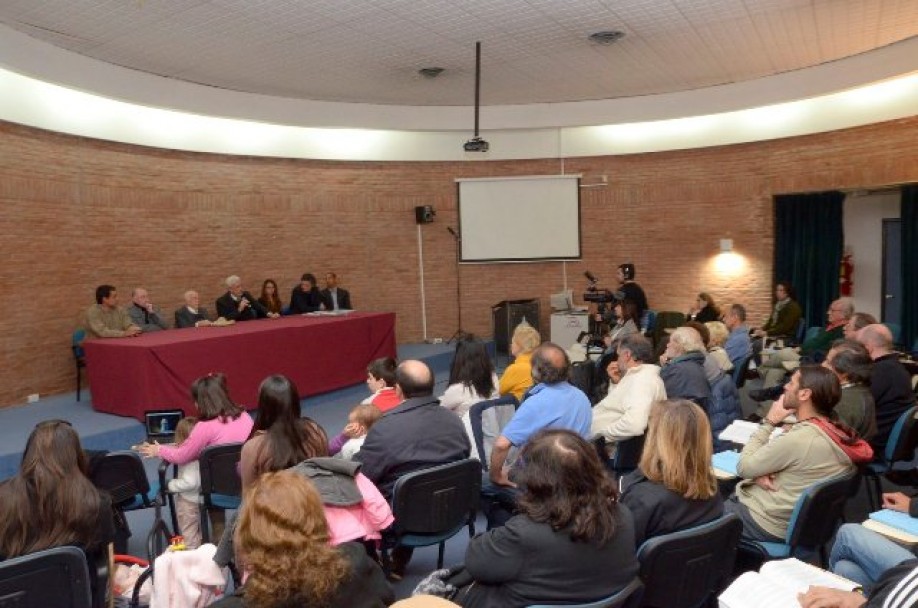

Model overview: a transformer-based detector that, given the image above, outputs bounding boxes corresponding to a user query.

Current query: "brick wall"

[1,116,916,408]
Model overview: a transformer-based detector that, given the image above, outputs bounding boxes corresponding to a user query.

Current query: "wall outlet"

[27,393,39,403]
[432,337,444,344]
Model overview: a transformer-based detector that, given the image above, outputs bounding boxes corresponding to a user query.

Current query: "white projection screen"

[457,175,582,262]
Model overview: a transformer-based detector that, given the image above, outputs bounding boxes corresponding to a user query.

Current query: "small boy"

[328,404,382,460]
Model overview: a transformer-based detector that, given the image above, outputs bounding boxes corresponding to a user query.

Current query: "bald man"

[127,287,168,332]
[858,324,916,452]
[490,342,592,487]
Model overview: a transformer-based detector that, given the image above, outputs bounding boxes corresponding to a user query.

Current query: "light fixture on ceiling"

[418,67,444,78]
[589,30,626,45]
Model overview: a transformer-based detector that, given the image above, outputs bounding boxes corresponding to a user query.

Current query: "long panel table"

[83,312,396,420]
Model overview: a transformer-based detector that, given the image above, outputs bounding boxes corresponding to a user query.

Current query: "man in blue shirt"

[489,342,592,487]
[724,303,753,370]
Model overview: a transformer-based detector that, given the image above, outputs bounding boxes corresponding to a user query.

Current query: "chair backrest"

[0,546,92,608]
[786,471,858,551]
[468,395,518,471]
[794,317,807,344]
[89,451,152,508]
[72,328,86,359]
[390,459,482,538]
[652,311,686,348]
[885,405,918,463]
[612,434,646,475]
[642,310,657,334]
[198,442,244,506]
[732,355,752,388]
[527,577,644,608]
[636,513,743,608]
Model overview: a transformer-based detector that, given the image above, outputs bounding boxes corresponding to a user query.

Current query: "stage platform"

[0,341,476,480]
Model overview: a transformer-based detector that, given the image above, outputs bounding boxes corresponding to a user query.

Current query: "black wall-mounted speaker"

[415,205,435,224]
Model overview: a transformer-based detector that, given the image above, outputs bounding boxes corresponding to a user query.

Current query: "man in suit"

[215,275,273,321]
[321,272,352,311]
[175,290,213,328]
[127,287,169,332]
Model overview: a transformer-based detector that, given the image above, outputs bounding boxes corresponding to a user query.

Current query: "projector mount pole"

[474,40,481,138]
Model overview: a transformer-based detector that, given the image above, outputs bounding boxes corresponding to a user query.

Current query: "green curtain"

[773,191,845,330]
[901,185,918,352]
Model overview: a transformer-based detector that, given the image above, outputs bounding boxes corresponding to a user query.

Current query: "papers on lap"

[718,420,784,445]
[711,451,741,476]
[869,509,918,536]
[719,558,859,608]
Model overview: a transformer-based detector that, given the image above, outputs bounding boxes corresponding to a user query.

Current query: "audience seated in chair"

[209,470,394,608]
[823,339,878,441]
[439,336,500,417]
[591,335,666,454]
[362,356,401,411]
[441,430,639,607]
[751,281,802,341]
[659,327,712,411]
[724,366,873,543]
[857,324,917,454]
[328,403,383,460]
[498,324,541,403]
[620,399,723,546]
[723,303,753,371]
[0,420,117,605]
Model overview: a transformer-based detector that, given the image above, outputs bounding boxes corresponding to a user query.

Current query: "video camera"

[580,271,625,348]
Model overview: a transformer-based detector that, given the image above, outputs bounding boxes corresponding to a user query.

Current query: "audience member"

[604,299,641,354]
[858,324,916,453]
[823,339,877,441]
[498,323,541,402]
[257,279,283,316]
[174,290,213,328]
[844,311,878,340]
[799,560,918,608]
[0,420,116,601]
[208,471,394,608]
[239,374,327,490]
[85,284,141,338]
[752,281,803,339]
[289,272,325,314]
[166,416,202,549]
[216,275,270,321]
[705,320,734,373]
[362,357,401,412]
[354,359,470,579]
[689,292,721,323]
[659,326,712,410]
[723,303,753,370]
[724,366,873,542]
[685,320,721,383]
[448,430,638,607]
[127,287,168,332]
[620,399,724,546]
[591,335,666,448]
[137,373,254,538]
[489,343,592,488]
[439,336,500,416]
[322,272,352,311]
[329,403,382,460]
[616,263,649,321]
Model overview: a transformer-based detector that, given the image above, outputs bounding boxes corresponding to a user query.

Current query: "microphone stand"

[446,227,465,344]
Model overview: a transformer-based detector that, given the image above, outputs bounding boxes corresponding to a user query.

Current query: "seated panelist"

[289,272,325,314]
[215,275,270,321]
[175,290,213,328]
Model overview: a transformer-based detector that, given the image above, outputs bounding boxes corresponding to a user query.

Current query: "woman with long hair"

[258,279,283,316]
[238,374,393,546]
[209,471,393,608]
[0,420,116,597]
[440,336,499,416]
[620,399,724,546]
[689,292,721,324]
[456,429,638,607]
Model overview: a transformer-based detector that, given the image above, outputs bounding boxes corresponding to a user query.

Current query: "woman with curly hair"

[454,429,638,607]
[210,470,393,608]
[0,420,116,600]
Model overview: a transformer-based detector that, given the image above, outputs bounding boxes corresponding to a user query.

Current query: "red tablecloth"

[83,312,396,420]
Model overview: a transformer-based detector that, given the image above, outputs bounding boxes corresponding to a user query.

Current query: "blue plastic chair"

[739,471,859,566]
[527,577,644,608]
[865,405,918,510]
[198,442,244,543]
[72,328,87,401]
[468,395,519,471]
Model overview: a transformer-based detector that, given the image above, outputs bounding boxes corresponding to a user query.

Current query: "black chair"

[381,458,482,572]
[593,434,646,479]
[468,395,519,471]
[72,329,86,401]
[864,405,918,510]
[732,355,752,389]
[527,577,644,608]
[0,546,92,608]
[651,311,686,351]
[636,514,743,608]
[89,451,160,512]
[158,460,181,535]
[739,471,859,566]
[198,442,244,543]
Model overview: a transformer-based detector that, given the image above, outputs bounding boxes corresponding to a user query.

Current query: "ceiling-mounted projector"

[463,137,489,152]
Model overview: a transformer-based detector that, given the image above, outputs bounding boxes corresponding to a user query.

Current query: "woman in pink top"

[138,373,254,464]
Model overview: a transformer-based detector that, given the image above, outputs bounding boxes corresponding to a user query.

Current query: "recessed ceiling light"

[589,30,626,45]
[418,67,445,78]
